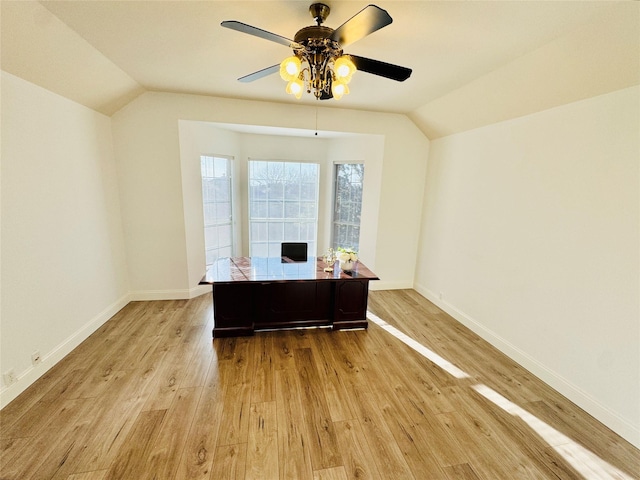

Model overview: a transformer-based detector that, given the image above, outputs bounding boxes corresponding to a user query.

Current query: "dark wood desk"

[200,256,379,337]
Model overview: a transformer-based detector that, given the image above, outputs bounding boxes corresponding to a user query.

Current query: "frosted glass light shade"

[280,56,301,81]
[334,56,356,84]
[331,80,349,100]
[286,78,304,99]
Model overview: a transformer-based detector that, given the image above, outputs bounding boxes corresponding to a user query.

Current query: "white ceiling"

[2,1,638,139]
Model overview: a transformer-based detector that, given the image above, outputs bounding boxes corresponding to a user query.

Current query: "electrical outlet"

[439,292,443,300]
[31,351,42,366]
[3,369,17,386]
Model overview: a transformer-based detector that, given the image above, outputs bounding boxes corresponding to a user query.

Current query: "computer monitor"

[281,242,308,262]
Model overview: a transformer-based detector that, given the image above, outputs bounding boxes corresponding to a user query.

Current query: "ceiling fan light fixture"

[334,56,356,84]
[285,77,304,98]
[223,4,411,101]
[279,56,302,81]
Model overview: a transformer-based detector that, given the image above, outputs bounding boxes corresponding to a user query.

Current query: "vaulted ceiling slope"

[2,1,638,139]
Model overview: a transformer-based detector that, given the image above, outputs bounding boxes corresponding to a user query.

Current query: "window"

[332,163,364,251]
[249,160,319,257]
[201,155,233,266]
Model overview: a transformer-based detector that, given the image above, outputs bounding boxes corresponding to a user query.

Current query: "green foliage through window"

[333,163,364,251]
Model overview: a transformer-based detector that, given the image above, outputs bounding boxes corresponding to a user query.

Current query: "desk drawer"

[255,281,332,325]
[212,283,254,332]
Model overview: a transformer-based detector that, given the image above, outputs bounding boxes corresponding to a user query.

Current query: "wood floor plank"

[144,387,202,479]
[213,335,242,361]
[66,470,108,480]
[250,333,276,404]
[469,385,587,479]
[333,419,380,480]
[271,331,297,371]
[141,328,203,411]
[103,409,166,480]
[436,409,546,479]
[182,293,213,328]
[365,318,460,389]
[173,386,224,480]
[56,369,156,475]
[526,399,640,478]
[79,301,146,342]
[209,444,247,480]
[443,463,482,480]
[344,380,416,479]
[356,344,449,479]
[90,327,153,374]
[0,398,93,480]
[274,366,314,480]
[270,330,305,371]
[59,329,163,402]
[436,410,508,479]
[0,351,82,433]
[313,466,349,480]
[110,331,166,373]
[355,322,470,472]
[180,325,215,388]
[126,300,184,340]
[214,338,253,447]
[245,401,279,480]
[313,330,369,388]
[413,407,471,468]
[0,437,29,471]
[331,330,372,366]
[308,331,359,422]
[293,347,342,470]
[467,390,586,480]
[0,398,60,439]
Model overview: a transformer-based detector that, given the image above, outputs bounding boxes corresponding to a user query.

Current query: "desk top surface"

[200,256,379,284]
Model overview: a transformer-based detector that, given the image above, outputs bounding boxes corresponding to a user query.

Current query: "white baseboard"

[190,284,212,298]
[413,282,640,449]
[370,280,413,291]
[0,293,131,409]
[129,284,211,301]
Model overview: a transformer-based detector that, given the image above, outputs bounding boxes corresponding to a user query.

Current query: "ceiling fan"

[221,3,412,101]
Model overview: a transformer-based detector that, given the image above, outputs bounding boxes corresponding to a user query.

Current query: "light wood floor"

[1,289,638,479]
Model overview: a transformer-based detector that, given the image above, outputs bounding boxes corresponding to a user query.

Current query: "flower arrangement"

[337,247,358,271]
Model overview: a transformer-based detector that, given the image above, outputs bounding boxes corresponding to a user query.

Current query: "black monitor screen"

[281,242,308,262]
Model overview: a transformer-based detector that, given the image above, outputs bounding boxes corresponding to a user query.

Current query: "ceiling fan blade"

[330,5,392,47]
[221,20,301,49]
[349,55,412,82]
[238,64,280,83]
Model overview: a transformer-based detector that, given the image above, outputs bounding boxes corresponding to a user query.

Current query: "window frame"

[248,159,320,257]
[200,154,234,266]
[331,162,365,252]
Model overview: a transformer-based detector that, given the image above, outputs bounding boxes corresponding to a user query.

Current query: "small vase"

[340,260,354,272]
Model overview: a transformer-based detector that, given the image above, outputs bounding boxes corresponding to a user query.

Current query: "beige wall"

[1,72,130,404]
[415,86,640,446]
[177,121,242,296]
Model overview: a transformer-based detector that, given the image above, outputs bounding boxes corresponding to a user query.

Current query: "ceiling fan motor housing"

[294,25,334,44]
[294,26,343,61]
[309,3,331,25]
[293,25,344,97]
